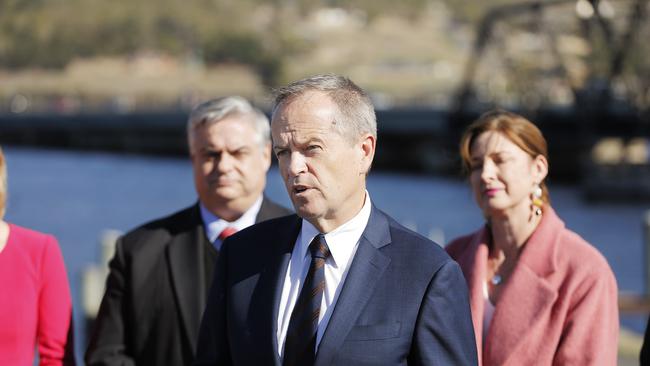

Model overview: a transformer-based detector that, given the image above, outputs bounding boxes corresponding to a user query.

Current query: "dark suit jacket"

[195,205,478,366]
[641,316,650,365]
[85,197,290,366]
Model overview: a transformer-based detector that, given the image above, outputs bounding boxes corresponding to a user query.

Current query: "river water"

[3,147,648,361]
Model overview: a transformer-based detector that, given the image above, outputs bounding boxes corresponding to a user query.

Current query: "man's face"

[271,91,375,233]
[190,116,271,217]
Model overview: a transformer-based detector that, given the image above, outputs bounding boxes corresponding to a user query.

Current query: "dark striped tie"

[283,234,331,366]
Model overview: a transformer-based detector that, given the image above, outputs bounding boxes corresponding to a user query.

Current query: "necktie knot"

[309,234,330,260]
[218,226,238,241]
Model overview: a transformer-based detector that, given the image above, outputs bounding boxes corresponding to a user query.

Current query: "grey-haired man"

[86,97,290,366]
[195,76,477,365]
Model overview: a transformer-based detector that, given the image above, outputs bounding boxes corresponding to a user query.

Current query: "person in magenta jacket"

[446,109,618,365]
[0,147,75,365]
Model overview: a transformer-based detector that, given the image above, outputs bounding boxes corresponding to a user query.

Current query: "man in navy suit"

[194,75,477,365]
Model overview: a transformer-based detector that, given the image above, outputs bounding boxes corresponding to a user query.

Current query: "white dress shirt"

[199,195,263,250]
[276,192,372,358]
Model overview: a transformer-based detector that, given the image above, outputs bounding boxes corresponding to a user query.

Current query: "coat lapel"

[315,206,391,366]
[167,212,208,353]
[248,215,302,365]
[484,264,557,365]
[256,196,291,223]
[484,207,562,365]
[456,228,490,362]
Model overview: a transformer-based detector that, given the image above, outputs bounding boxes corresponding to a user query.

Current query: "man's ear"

[359,134,376,175]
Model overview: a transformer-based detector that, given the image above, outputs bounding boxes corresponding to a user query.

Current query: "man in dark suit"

[194,75,477,365]
[85,97,291,366]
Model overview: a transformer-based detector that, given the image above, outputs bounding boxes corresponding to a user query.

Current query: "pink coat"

[0,224,74,365]
[446,206,618,365]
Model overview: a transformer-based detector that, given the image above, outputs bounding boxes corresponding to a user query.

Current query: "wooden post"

[82,229,122,342]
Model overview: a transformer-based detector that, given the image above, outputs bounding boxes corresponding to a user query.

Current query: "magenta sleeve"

[37,235,75,366]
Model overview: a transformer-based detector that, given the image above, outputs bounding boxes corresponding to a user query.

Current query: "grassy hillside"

[1,1,646,111]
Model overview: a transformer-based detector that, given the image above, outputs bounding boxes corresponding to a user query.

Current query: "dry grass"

[0,4,473,110]
[0,57,267,111]
[285,9,471,106]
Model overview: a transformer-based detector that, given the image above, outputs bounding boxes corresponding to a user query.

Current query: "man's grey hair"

[187,96,270,149]
[272,74,377,142]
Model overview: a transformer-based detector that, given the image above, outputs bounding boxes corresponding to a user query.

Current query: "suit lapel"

[248,215,302,365]
[255,196,290,223]
[315,206,391,366]
[164,199,288,361]
[167,208,207,354]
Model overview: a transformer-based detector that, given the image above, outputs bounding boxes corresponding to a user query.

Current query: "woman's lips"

[484,188,502,197]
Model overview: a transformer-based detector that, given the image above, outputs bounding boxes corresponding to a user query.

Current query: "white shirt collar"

[199,195,263,246]
[297,191,372,268]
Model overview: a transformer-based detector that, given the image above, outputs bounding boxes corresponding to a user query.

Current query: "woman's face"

[468,131,547,218]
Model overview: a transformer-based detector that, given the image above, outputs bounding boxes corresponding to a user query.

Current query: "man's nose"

[216,152,235,172]
[287,152,307,176]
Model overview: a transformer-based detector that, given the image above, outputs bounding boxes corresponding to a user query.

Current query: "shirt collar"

[298,191,372,268]
[199,195,264,243]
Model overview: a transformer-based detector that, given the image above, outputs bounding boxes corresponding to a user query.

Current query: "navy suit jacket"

[195,205,477,365]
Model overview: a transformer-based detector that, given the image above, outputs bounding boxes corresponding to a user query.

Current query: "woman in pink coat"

[0,147,75,365]
[446,110,618,365]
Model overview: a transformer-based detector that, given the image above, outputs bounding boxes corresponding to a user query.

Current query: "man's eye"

[232,149,249,158]
[204,152,220,160]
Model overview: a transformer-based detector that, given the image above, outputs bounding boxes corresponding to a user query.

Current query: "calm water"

[4,147,649,361]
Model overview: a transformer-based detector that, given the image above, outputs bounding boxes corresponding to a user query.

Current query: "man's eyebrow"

[230,144,250,151]
[199,146,219,152]
[305,137,325,145]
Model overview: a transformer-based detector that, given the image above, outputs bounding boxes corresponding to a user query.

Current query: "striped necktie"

[283,234,330,366]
